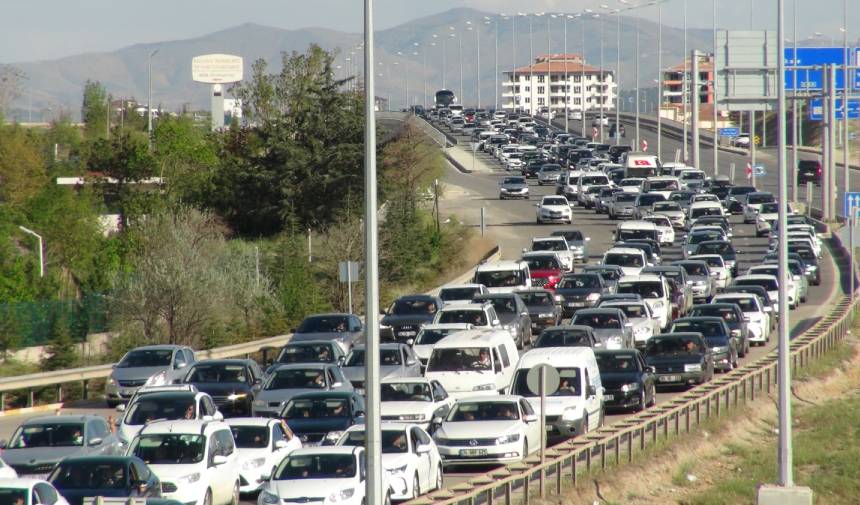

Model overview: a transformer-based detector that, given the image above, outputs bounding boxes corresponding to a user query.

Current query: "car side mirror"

[88,437,103,447]
[116,404,127,413]
[415,444,432,454]
[587,385,597,397]
[406,358,418,366]
[136,481,149,493]
[493,319,500,326]
[174,362,187,370]
[332,382,343,388]
[624,322,633,327]
[355,411,366,418]
[432,416,444,427]
[646,366,656,374]
[213,411,224,421]
[274,440,288,449]
[254,378,262,385]
[406,338,415,346]
[494,362,502,373]
[290,328,297,333]
[585,237,591,241]
[763,306,773,313]
[0,440,6,450]
[212,455,228,466]
[337,356,346,366]
[523,414,538,423]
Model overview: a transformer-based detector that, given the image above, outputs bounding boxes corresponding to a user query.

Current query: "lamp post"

[842,0,849,212]
[487,17,498,110]
[712,0,719,175]
[547,13,555,118]
[656,0,663,157]
[564,14,571,132]
[612,5,621,145]
[147,49,159,138]
[682,0,688,161]
[599,12,605,142]
[528,13,536,114]
[18,226,44,278]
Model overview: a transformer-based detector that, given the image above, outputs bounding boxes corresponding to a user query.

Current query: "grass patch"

[671,459,697,487]
[795,341,853,380]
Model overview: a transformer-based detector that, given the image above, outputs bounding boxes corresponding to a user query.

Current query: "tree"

[81,81,109,139]
[87,130,156,227]
[151,115,218,205]
[0,124,48,207]
[41,311,79,371]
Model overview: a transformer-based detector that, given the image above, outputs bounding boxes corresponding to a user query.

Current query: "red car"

[521,252,567,291]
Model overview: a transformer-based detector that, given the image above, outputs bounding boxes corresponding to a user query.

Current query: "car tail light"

[546,275,560,289]
[816,163,822,177]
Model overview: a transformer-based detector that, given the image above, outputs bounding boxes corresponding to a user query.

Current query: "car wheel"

[106,399,119,408]
[536,217,541,224]
[648,384,657,407]
[412,474,420,498]
[435,464,444,490]
[203,489,212,505]
[636,389,646,412]
[522,439,529,460]
[230,482,240,505]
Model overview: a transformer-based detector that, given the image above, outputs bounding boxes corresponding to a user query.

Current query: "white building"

[502,54,617,116]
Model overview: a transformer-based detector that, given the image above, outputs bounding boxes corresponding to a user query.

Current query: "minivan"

[424,329,519,398]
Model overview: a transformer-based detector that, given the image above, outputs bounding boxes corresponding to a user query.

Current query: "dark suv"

[797,159,822,185]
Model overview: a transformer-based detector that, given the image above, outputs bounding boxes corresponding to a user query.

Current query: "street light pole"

[564,14,570,133]
[599,12,605,142]
[682,0,688,161]
[634,11,641,149]
[615,7,621,146]
[842,0,849,210]
[490,17,498,110]
[712,0,719,175]
[529,14,534,114]
[147,49,159,139]
[18,226,44,278]
[656,1,663,157]
[547,14,553,118]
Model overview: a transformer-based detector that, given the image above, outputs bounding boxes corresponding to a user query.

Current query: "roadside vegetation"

[0,44,472,370]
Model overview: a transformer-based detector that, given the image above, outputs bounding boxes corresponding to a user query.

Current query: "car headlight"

[562,406,580,421]
[259,491,279,505]
[328,488,355,503]
[538,313,556,318]
[386,464,409,475]
[107,377,117,387]
[473,383,495,391]
[711,346,727,353]
[684,364,702,372]
[177,472,201,484]
[379,322,391,329]
[227,393,248,402]
[586,293,600,301]
[730,329,741,337]
[634,326,651,335]
[324,431,344,444]
[620,383,640,393]
[398,413,427,421]
[651,301,664,310]
[495,433,521,445]
[243,457,266,470]
[253,400,267,407]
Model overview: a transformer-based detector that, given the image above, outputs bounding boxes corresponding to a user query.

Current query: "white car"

[258,446,392,505]
[712,293,771,344]
[411,323,472,368]
[642,214,676,246]
[650,201,687,229]
[618,178,645,193]
[337,424,444,501]
[733,274,790,311]
[0,460,15,479]
[226,418,302,494]
[432,396,541,466]
[747,265,800,309]
[127,420,241,505]
[0,479,67,505]
[536,196,573,224]
[754,201,781,236]
[615,275,671,330]
[689,254,732,290]
[380,378,455,430]
[116,386,223,445]
[432,303,501,331]
[530,237,574,271]
[599,301,661,349]
[601,247,648,277]
[438,284,489,305]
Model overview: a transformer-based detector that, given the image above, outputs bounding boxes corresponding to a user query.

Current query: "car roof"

[517,347,596,368]
[289,391,359,401]
[128,345,184,351]
[24,415,96,425]
[225,417,278,428]
[572,308,625,316]
[604,247,645,255]
[476,260,527,271]
[57,455,139,465]
[441,283,484,290]
[189,359,253,366]
[735,274,778,281]
[618,274,664,283]
[434,329,513,347]
[438,303,487,312]
[290,446,362,457]
[420,323,472,330]
[140,419,225,435]
[454,395,523,403]
[270,363,330,371]
[541,324,593,332]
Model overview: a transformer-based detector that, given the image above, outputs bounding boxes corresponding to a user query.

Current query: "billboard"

[192,54,244,84]
[784,47,851,90]
[715,30,778,111]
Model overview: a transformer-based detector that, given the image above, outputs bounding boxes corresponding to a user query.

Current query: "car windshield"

[297,316,350,333]
[644,217,671,227]
[340,430,410,454]
[582,176,608,185]
[118,349,173,368]
[503,177,525,185]
[9,423,85,448]
[511,368,582,397]
[381,382,431,402]
[439,287,482,301]
[533,240,567,252]
[230,426,270,448]
[427,347,492,372]
[125,395,196,425]
[280,344,337,364]
[345,349,401,367]
[267,369,326,390]
[736,278,779,291]
[596,353,638,372]
[571,313,622,329]
[586,268,621,281]
[524,255,561,270]
[646,337,703,355]
[474,270,525,288]
[283,398,350,419]
[636,195,665,206]
[448,401,521,421]
[275,453,356,480]
[0,490,28,505]
[692,256,723,268]
[477,297,517,315]
[557,275,600,289]
[519,291,555,306]
[670,192,694,202]
[648,180,679,191]
[534,329,592,347]
[51,462,127,490]
[789,246,815,261]
[437,309,487,326]
[541,166,561,173]
[619,282,664,298]
[414,328,458,346]
[689,232,722,244]
[717,297,757,312]
[130,434,205,465]
[390,299,437,315]
[611,304,646,318]
[614,194,637,203]
[186,364,247,383]
[682,171,705,180]
[676,262,709,277]
[671,321,725,337]
[620,179,642,187]
[617,229,655,240]
[747,194,774,204]
[544,198,568,206]
[696,243,734,256]
[553,230,583,241]
[690,307,739,322]
[653,202,681,212]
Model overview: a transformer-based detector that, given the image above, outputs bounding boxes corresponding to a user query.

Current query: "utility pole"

[599,13,605,142]
[615,7,622,146]
[791,0,798,202]
[691,50,700,169]
[682,0,688,161]
[564,14,570,132]
[147,49,159,142]
[712,0,719,175]
[634,12,641,150]
[842,0,849,212]
[581,14,588,136]
[656,1,663,157]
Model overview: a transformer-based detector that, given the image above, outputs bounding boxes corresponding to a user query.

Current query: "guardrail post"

[586,444,592,472]
[767,367,772,394]
[706,396,711,419]
[685,406,691,433]
[663,416,668,439]
[28,388,33,408]
[674,412,680,435]
[750,376,755,401]
[56,385,62,403]
[505,481,512,504]
[0,393,5,412]
[556,461,562,494]
[615,436,620,466]
[82,380,88,400]
[652,421,658,445]
[571,452,577,486]
[487,488,494,505]
[627,433,633,463]
[522,473,530,505]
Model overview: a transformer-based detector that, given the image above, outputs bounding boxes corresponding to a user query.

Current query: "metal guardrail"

[405,235,856,505]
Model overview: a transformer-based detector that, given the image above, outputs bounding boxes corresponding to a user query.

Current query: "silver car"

[608,193,639,220]
[499,176,530,200]
[538,165,563,186]
[291,313,364,353]
[252,363,353,417]
[105,345,195,407]
[672,260,714,303]
[599,301,661,350]
[341,343,422,395]
[569,308,634,349]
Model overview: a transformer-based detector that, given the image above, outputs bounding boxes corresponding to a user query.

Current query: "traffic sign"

[844,192,860,219]
[784,47,849,90]
[808,98,860,120]
[718,127,740,137]
[641,139,648,152]
[526,364,560,396]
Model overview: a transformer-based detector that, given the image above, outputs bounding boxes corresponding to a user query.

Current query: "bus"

[435,89,456,109]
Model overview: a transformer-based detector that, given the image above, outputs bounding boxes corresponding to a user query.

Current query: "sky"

[1,0,857,63]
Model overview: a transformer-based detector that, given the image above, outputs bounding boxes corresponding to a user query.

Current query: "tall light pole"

[466,21,480,108]
[682,0,688,161]
[656,0,663,157]
[528,13,535,114]
[613,6,621,145]
[791,0,799,202]
[147,49,159,138]
[564,14,571,132]
[547,13,554,117]
[599,12,605,142]
[634,6,641,149]
[712,0,719,175]
[488,17,498,110]
[842,0,849,210]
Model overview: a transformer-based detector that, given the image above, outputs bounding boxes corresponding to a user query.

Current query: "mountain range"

[7,7,716,121]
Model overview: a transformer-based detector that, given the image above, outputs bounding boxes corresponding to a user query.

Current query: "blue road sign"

[845,192,860,218]
[753,164,766,177]
[809,98,860,120]
[784,47,850,90]
[718,127,740,137]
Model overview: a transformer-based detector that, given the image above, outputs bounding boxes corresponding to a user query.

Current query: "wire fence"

[0,294,108,347]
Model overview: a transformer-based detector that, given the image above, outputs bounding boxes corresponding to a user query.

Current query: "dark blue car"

[278,391,366,446]
[48,455,161,505]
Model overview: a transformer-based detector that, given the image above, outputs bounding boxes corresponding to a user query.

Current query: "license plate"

[397,331,416,337]
[567,302,585,307]
[659,375,681,383]
[460,449,488,457]
[545,424,556,432]
[603,394,614,401]
[26,473,49,480]
[355,388,366,396]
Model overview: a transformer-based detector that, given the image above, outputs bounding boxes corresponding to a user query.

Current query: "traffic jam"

[0,108,826,505]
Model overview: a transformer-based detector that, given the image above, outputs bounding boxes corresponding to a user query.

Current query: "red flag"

[641,139,648,152]
[745,162,753,180]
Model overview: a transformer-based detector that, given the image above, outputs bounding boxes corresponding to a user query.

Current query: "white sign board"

[192,54,244,84]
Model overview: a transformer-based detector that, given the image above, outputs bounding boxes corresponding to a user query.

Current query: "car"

[682,229,727,259]
[753,202,783,236]
[642,176,681,199]
[341,344,422,394]
[712,293,771,345]
[607,192,639,220]
[48,455,162,505]
[423,328,519,398]
[0,479,70,505]
[668,190,696,213]
[520,252,566,291]
[380,378,455,430]
[474,293,533,349]
[689,200,726,220]
[554,273,611,317]
[536,195,573,224]
[632,193,667,220]
[529,237,575,271]
[615,275,672,330]
[336,424,443,500]
[615,240,661,266]
[431,395,541,466]
[116,386,224,445]
[600,247,648,277]
[595,349,656,412]
[763,258,809,303]
[688,304,751,358]
[617,178,645,193]
[670,317,738,372]
[438,284,489,305]
[379,295,443,343]
[537,164,563,186]
[106,345,196,407]
[472,260,532,293]
[569,308,633,349]
[279,391,367,447]
[1,416,121,478]
[641,214,676,246]
[432,302,503,332]
[499,176,530,200]
[290,314,364,353]
[640,265,693,318]
[180,360,264,418]
[550,229,591,263]
[725,185,758,213]
[748,265,801,308]
[595,187,624,214]
[532,325,600,348]
[252,364,353,417]
[272,340,347,367]
[599,301,661,349]
[577,173,612,206]
[688,254,732,291]
[732,134,751,147]
[515,289,562,332]
[741,192,776,223]
[678,169,707,191]
[797,159,822,185]
[581,265,625,293]
[732,274,787,313]
[649,201,687,229]
[225,418,301,494]
[644,333,715,388]
[257,446,391,505]
[672,260,715,304]
[689,215,733,238]
[787,243,821,285]
[411,323,472,368]
[127,419,240,505]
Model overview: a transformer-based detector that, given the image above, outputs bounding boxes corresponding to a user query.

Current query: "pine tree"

[41,311,79,371]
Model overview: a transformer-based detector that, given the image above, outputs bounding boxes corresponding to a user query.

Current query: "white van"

[641,176,681,199]
[623,152,660,178]
[424,329,519,398]
[615,220,659,243]
[689,201,725,220]
[507,347,604,437]
[473,260,532,294]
